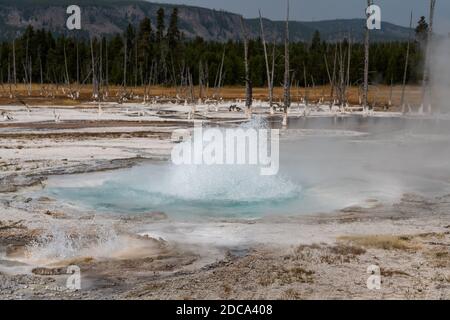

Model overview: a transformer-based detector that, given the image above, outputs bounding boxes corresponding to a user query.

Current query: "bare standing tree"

[331,43,338,106]
[421,0,436,113]
[346,35,352,106]
[388,77,394,109]
[8,59,12,98]
[63,44,70,86]
[12,39,16,87]
[105,39,109,98]
[199,60,204,103]
[213,47,225,103]
[188,68,196,119]
[76,41,79,85]
[134,40,138,89]
[99,38,103,98]
[259,10,274,114]
[123,37,127,96]
[324,52,333,102]
[324,43,337,109]
[0,48,3,92]
[303,64,308,108]
[90,37,98,100]
[38,49,44,95]
[270,43,276,106]
[400,11,413,112]
[240,17,252,118]
[337,40,346,108]
[24,35,32,96]
[283,0,291,126]
[363,0,372,113]
[63,44,75,99]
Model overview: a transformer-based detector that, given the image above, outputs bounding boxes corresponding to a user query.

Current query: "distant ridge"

[0,0,412,42]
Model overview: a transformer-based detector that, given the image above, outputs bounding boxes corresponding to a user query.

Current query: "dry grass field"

[0,83,423,111]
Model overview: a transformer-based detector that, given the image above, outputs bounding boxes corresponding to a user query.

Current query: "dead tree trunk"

[214,48,225,102]
[0,48,3,90]
[39,51,43,95]
[271,43,276,105]
[90,37,98,100]
[388,77,394,109]
[240,17,252,117]
[8,60,12,98]
[199,60,204,103]
[326,43,338,109]
[421,0,436,114]
[324,52,333,104]
[12,39,16,87]
[99,39,103,99]
[283,0,291,126]
[259,10,274,114]
[205,62,210,96]
[76,41,80,85]
[26,65,32,93]
[363,0,372,113]
[134,40,138,89]
[338,41,346,108]
[123,37,127,92]
[400,11,413,112]
[188,68,196,119]
[25,37,32,96]
[303,65,308,107]
[63,45,70,86]
[105,39,109,98]
[346,36,352,106]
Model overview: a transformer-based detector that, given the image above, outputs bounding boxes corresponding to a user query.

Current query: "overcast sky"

[151,0,450,33]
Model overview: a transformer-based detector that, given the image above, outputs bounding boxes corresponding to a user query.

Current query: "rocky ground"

[1,202,449,300]
[0,103,449,300]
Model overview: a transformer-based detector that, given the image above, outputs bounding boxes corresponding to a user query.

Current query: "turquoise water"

[44,117,450,219]
[44,140,413,218]
[45,163,304,218]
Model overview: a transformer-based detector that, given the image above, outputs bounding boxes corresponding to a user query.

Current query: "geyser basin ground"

[2,111,450,300]
[43,116,450,219]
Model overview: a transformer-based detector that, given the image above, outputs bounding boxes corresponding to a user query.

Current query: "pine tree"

[137,17,153,84]
[415,16,429,45]
[311,30,321,51]
[167,8,181,50]
[0,17,425,93]
[156,8,166,43]
[124,24,136,86]
[138,17,153,45]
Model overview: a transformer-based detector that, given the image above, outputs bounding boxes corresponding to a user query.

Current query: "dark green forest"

[0,7,428,89]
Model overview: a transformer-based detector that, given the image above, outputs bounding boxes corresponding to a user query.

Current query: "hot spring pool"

[42,116,450,219]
